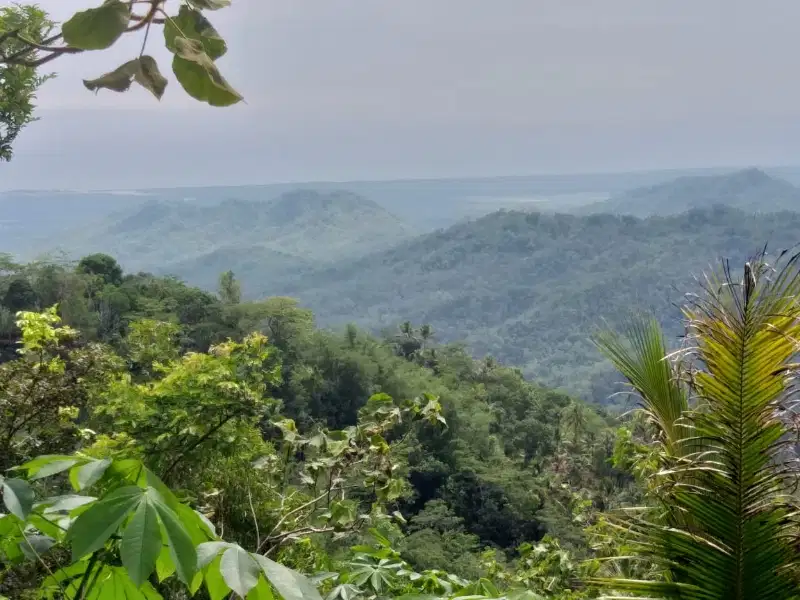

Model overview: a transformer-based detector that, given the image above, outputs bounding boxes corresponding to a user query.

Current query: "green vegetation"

[0,0,243,116]
[38,190,414,278]
[268,205,800,403]
[4,249,800,600]
[5,4,800,599]
[1,253,632,599]
[14,198,800,406]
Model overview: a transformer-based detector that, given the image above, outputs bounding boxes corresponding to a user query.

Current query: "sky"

[4,0,800,190]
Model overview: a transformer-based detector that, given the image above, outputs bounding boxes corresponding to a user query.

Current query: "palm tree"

[561,401,589,446]
[593,251,800,599]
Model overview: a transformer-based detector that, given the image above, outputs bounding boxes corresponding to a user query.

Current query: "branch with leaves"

[1,0,242,106]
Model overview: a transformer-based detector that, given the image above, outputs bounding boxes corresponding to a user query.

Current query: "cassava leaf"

[29,459,79,480]
[66,485,142,561]
[198,541,232,569]
[120,493,161,587]
[220,545,261,598]
[253,553,324,600]
[71,458,112,491]
[150,492,197,584]
[1,478,34,520]
[19,534,55,560]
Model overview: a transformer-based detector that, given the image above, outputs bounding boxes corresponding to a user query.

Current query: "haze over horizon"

[4,0,800,190]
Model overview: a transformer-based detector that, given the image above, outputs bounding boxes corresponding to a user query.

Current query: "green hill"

[158,244,314,293]
[578,168,800,217]
[270,205,800,402]
[45,189,414,272]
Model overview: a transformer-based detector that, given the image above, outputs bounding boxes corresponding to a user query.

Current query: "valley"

[4,167,800,403]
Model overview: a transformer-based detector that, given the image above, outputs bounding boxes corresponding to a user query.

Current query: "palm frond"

[594,250,800,600]
[593,315,689,459]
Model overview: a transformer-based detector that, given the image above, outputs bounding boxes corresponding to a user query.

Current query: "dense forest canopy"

[5,2,800,599]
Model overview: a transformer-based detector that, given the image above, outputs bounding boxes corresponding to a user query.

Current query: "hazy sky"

[4,0,800,190]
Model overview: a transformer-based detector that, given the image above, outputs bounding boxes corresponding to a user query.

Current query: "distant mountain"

[0,190,149,254]
[158,245,314,294]
[43,189,414,273]
[578,168,800,217]
[272,205,800,402]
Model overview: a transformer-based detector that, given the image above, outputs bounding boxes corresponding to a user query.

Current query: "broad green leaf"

[206,554,231,600]
[188,0,232,9]
[121,494,161,587]
[107,459,146,487]
[84,565,162,600]
[253,553,324,600]
[247,576,274,600]
[62,0,131,50]
[156,543,176,582]
[2,478,34,520]
[70,458,111,491]
[194,509,217,537]
[151,493,197,584]
[20,534,55,560]
[198,541,232,569]
[16,454,80,478]
[134,55,168,100]
[66,485,142,561]
[164,5,227,60]
[190,569,205,595]
[175,503,216,544]
[28,515,65,541]
[84,59,139,93]
[171,37,242,107]
[29,459,79,480]
[40,561,89,596]
[220,545,261,598]
[41,494,97,514]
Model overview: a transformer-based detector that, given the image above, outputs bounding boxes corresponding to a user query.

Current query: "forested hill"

[577,167,800,217]
[271,205,800,401]
[41,189,414,272]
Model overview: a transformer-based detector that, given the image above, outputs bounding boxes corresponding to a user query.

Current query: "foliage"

[594,252,800,598]
[0,307,121,471]
[0,0,242,108]
[1,453,327,600]
[0,257,630,599]
[35,190,414,282]
[0,3,54,162]
[269,205,800,403]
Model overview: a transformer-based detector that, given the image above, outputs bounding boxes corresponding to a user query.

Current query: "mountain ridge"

[264,204,800,401]
[40,189,415,272]
[576,168,800,217]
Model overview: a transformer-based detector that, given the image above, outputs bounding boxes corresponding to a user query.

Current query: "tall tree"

[218,269,241,305]
[0,4,53,161]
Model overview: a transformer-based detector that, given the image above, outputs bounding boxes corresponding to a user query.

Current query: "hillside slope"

[273,205,800,401]
[46,190,414,273]
[579,168,800,217]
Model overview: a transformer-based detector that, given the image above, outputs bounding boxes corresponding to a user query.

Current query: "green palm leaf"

[594,251,800,599]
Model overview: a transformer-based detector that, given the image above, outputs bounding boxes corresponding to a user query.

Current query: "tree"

[0,4,54,162]
[76,253,123,286]
[594,252,800,599]
[218,269,241,305]
[2,277,38,312]
[0,0,244,160]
